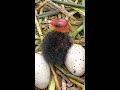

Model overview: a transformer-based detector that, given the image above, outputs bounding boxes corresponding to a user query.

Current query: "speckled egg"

[35,52,51,89]
[65,44,85,76]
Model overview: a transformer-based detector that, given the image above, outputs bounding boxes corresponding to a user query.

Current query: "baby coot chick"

[41,18,73,65]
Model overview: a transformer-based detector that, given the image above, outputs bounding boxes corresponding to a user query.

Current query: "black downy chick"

[41,19,73,65]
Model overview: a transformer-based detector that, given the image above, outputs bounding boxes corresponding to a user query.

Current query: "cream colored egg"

[35,52,51,89]
[65,44,85,76]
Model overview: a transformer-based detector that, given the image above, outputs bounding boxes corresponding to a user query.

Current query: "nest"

[35,0,85,90]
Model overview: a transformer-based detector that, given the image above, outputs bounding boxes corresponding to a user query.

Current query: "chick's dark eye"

[55,22,61,27]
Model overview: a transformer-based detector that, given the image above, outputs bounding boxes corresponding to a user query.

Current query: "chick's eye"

[55,22,62,27]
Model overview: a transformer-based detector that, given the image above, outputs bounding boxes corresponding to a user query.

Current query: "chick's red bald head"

[50,18,69,33]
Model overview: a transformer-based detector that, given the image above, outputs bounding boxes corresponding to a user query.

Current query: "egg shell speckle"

[35,52,51,89]
[65,44,85,76]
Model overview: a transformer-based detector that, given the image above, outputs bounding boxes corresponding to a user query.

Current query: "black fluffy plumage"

[41,31,72,65]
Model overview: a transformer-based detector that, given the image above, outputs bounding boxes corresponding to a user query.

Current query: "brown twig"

[35,0,40,3]
[46,3,57,10]
[50,64,61,90]
[62,78,66,90]
[75,0,78,4]
[62,65,70,72]
[37,8,73,19]
[56,70,70,83]
[47,0,77,22]
[35,10,37,15]
[55,65,84,84]
[44,5,56,11]
[36,0,47,13]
